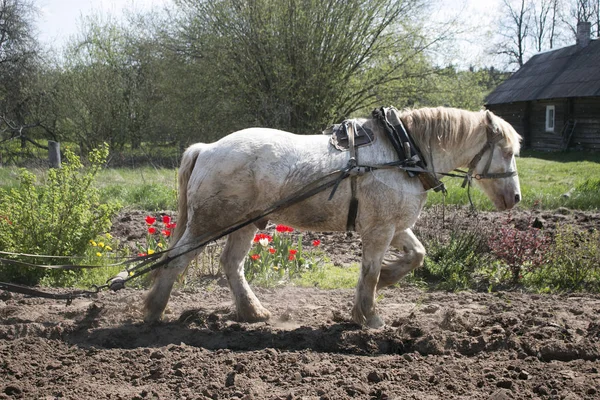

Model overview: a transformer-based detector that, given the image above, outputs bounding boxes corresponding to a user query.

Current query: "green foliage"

[413,231,491,291]
[524,225,600,292]
[174,0,438,133]
[292,263,359,289]
[0,145,120,285]
[413,66,510,111]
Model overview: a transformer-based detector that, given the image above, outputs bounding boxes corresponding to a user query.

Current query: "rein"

[0,109,518,302]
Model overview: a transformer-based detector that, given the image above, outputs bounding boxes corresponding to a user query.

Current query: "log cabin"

[485,22,600,151]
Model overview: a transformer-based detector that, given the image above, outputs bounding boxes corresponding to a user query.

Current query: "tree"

[531,0,560,51]
[57,14,165,154]
[0,0,48,155]
[170,0,446,134]
[495,0,532,69]
[562,0,599,37]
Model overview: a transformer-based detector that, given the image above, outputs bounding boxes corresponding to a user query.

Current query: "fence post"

[48,141,61,168]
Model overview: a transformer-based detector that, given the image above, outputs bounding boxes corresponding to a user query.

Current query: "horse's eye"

[503,151,513,159]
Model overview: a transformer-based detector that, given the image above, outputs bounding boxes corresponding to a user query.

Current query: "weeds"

[488,213,550,283]
[524,225,600,292]
[413,230,491,291]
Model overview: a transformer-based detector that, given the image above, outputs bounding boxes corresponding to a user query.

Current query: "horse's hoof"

[366,315,385,329]
[238,306,271,323]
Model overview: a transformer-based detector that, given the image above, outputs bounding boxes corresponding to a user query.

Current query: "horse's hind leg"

[221,224,271,322]
[352,226,394,328]
[377,228,425,290]
[143,232,203,323]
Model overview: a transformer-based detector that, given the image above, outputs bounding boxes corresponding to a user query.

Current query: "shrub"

[525,225,600,292]
[414,230,491,291]
[488,214,549,283]
[0,145,121,285]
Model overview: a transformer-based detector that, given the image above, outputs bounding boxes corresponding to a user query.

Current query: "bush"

[0,145,121,285]
[414,230,491,291]
[525,225,600,292]
[488,214,549,283]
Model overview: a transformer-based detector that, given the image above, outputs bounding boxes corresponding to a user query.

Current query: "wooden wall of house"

[528,99,567,151]
[486,103,529,145]
[571,97,600,150]
[488,97,600,151]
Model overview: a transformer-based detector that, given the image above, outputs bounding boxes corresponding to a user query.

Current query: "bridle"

[461,125,518,189]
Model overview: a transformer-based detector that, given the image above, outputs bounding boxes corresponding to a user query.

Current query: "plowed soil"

[1,208,600,400]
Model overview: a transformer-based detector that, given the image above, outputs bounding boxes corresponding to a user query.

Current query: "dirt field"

[1,208,600,400]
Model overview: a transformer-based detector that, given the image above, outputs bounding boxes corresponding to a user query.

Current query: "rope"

[0,134,518,301]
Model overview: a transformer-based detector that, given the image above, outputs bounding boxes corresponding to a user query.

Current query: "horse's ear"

[485,110,500,134]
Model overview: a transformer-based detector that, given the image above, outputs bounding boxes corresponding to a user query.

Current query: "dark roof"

[485,39,600,105]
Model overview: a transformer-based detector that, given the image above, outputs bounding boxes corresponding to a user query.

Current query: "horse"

[143,107,521,328]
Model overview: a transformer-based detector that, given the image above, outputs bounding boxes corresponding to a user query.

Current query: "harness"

[460,126,518,188]
[0,107,518,301]
[336,107,518,231]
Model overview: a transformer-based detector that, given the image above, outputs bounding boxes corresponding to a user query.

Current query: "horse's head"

[470,111,522,211]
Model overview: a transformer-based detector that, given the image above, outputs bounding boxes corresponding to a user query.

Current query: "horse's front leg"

[221,224,271,322]
[352,226,395,328]
[377,228,426,289]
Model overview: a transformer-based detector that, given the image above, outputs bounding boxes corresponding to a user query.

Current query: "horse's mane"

[399,107,521,155]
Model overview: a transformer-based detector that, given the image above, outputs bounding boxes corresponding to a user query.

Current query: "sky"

[34,0,502,68]
[35,0,169,45]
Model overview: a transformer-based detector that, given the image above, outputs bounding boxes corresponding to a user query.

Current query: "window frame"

[545,105,555,132]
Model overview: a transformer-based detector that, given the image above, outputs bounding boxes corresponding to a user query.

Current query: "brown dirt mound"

[2,285,600,399]
[1,207,600,399]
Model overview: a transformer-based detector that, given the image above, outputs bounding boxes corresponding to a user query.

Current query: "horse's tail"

[170,143,204,247]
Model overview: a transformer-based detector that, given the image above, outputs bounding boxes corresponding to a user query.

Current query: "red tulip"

[145,216,156,225]
[148,227,157,234]
[253,233,273,243]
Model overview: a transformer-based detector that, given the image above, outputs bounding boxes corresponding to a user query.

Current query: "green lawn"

[427,150,600,211]
[1,151,599,211]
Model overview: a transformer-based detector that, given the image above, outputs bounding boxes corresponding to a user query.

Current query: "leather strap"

[346,121,359,231]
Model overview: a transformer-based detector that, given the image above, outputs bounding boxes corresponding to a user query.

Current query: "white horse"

[144,107,521,328]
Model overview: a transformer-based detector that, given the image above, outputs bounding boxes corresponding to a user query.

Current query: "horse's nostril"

[515,194,521,203]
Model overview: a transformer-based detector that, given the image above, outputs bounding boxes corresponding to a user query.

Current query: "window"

[545,105,555,132]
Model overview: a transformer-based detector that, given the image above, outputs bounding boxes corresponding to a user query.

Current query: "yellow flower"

[105,233,112,239]
[157,243,163,248]
[90,240,97,247]
[105,245,112,251]
[98,242,105,248]
[148,249,155,255]
[96,252,102,257]
[273,266,280,271]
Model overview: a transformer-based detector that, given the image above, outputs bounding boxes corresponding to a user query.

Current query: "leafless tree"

[531,0,562,50]
[562,0,599,37]
[495,0,532,68]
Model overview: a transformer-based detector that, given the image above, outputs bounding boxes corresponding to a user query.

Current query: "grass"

[292,263,359,289]
[2,150,599,211]
[1,150,599,292]
[426,150,600,210]
[96,167,178,211]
